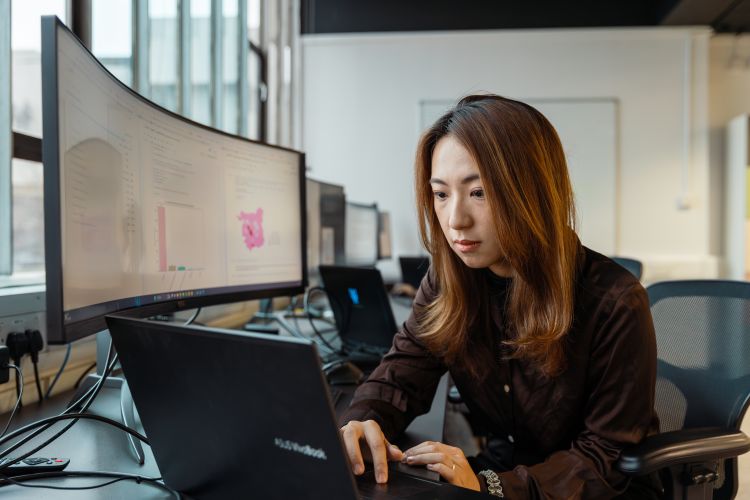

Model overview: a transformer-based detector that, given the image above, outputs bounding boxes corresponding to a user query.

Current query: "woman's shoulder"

[576,246,646,308]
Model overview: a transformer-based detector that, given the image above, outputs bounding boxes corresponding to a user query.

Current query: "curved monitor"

[42,17,306,343]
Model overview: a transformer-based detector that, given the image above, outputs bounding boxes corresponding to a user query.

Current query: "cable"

[290,300,334,355]
[0,343,117,467]
[0,412,149,449]
[184,307,202,326]
[32,360,43,403]
[304,287,342,354]
[0,470,180,498]
[44,344,71,399]
[73,362,97,390]
[0,365,23,438]
[0,354,118,468]
[13,367,22,410]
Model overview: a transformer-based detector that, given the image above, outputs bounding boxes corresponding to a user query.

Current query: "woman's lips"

[454,239,481,253]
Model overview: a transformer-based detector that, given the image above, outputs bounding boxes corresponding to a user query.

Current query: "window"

[5,0,69,281]
[92,0,133,86]
[191,0,212,124]
[1,0,294,285]
[149,0,180,111]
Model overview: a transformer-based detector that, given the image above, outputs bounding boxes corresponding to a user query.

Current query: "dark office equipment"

[399,256,431,289]
[0,457,70,475]
[42,16,307,344]
[307,178,347,277]
[616,280,750,500]
[323,359,365,386]
[320,180,347,265]
[106,316,481,500]
[611,256,643,280]
[345,202,379,267]
[318,265,399,363]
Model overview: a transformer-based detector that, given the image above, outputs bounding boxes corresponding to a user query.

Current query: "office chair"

[611,256,644,280]
[616,280,750,500]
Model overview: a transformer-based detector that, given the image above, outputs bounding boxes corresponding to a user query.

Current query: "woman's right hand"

[339,420,404,483]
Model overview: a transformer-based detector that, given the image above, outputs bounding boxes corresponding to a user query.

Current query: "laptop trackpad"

[356,463,486,499]
[356,468,441,499]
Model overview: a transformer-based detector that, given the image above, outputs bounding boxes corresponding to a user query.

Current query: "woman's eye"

[471,189,485,199]
[433,191,447,200]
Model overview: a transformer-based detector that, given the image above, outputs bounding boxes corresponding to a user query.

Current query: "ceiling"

[301,0,750,35]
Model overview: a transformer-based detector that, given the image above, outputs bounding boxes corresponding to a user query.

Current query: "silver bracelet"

[478,469,504,498]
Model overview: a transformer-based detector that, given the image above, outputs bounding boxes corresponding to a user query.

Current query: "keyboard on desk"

[356,463,488,499]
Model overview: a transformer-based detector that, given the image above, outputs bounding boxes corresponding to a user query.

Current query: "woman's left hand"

[402,441,481,491]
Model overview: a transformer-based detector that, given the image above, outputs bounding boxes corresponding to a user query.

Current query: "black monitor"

[320,181,346,265]
[306,178,346,276]
[344,202,378,267]
[399,256,431,289]
[42,16,307,344]
[377,211,392,260]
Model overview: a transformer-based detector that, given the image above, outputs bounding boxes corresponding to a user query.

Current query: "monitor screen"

[306,179,322,275]
[345,202,378,267]
[319,181,346,266]
[377,211,392,260]
[307,178,346,276]
[42,17,306,343]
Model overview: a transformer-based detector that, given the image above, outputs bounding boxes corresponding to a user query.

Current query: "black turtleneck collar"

[484,268,512,295]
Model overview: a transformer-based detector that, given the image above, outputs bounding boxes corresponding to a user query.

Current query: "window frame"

[2,0,278,281]
[1,0,12,275]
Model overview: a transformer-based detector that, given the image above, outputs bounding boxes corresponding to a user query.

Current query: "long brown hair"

[414,94,579,377]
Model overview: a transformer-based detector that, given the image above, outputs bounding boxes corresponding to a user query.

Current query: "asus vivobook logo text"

[274,438,328,460]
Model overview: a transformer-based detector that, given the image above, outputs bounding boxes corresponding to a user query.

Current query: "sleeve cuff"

[338,400,407,440]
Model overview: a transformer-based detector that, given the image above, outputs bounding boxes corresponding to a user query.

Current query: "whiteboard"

[419,98,618,255]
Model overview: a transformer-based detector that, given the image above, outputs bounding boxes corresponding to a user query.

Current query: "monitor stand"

[243,298,281,334]
[71,330,144,465]
[243,298,340,353]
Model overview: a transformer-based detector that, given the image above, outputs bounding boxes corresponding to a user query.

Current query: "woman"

[339,95,660,498]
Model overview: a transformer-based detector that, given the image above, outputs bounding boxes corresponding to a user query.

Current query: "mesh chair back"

[648,280,750,500]
[611,256,643,280]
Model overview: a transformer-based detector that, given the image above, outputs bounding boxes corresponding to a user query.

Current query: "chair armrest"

[616,427,750,475]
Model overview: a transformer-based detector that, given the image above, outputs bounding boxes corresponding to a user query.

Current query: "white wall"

[710,35,750,277]
[301,28,716,282]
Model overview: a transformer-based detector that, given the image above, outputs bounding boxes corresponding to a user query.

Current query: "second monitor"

[344,202,378,267]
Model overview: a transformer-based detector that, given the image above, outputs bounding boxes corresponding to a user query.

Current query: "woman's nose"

[448,200,472,230]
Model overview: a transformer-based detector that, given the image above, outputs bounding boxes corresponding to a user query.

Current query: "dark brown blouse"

[340,246,659,499]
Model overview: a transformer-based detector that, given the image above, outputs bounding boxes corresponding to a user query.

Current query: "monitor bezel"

[42,16,308,344]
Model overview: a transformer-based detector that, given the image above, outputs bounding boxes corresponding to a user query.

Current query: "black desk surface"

[0,374,456,498]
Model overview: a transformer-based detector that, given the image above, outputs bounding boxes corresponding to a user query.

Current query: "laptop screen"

[318,266,398,352]
[106,316,358,499]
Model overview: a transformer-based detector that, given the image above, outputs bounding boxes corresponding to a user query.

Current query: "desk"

[0,374,449,498]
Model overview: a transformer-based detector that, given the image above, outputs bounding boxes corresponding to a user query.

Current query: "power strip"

[0,285,46,348]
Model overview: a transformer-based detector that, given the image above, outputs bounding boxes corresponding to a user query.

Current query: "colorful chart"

[238,208,265,250]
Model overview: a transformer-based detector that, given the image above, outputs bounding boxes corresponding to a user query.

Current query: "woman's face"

[430,135,511,277]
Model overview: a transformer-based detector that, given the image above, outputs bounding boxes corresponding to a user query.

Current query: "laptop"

[318,265,400,363]
[105,316,485,500]
[399,256,431,290]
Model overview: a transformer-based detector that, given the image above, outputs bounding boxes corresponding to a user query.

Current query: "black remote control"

[0,457,70,476]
